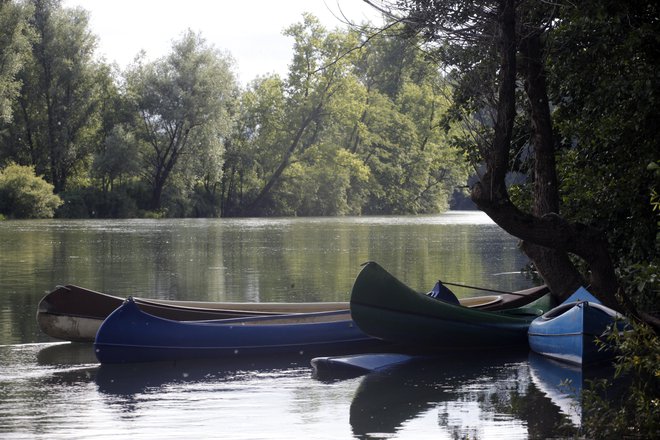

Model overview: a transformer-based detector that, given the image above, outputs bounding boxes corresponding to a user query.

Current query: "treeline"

[0,0,468,219]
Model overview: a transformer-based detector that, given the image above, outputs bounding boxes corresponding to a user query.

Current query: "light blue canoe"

[528,287,627,365]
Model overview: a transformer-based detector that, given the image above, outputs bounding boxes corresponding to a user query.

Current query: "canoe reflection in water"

[95,354,317,397]
[33,343,615,438]
[528,351,615,429]
[36,341,99,366]
[35,342,320,397]
[347,350,588,440]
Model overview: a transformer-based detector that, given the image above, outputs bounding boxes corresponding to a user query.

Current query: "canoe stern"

[528,300,625,365]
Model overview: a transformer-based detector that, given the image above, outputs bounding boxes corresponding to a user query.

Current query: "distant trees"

[5,0,109,193]
[350,32,466,214]
[0,0,467,218]
[223,14,372,216]
[0,0,32,124]
[125,30,238,212]
[221,14,466,216]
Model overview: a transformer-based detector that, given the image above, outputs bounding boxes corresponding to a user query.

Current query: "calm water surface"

[0,212,584,439]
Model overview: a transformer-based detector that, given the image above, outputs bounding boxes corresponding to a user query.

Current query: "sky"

[62,0,383,85]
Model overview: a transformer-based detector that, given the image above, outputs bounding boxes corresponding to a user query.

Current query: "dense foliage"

[0,0,467,219]
[547,1,659,313]
[368,0,658,300]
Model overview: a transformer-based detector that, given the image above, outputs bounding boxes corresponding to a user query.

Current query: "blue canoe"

[94,297,391,364]
[528,287,627,365]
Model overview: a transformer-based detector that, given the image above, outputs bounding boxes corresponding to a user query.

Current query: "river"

[0,212,585,439]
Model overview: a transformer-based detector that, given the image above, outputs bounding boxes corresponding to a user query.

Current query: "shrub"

[582,320,660,439]
[57,187,139,218]
[0,163,62,218]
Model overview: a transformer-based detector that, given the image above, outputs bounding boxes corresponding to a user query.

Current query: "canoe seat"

[459,295,502,308]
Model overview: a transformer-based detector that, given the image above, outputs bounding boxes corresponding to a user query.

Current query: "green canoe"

[349,262,545,349]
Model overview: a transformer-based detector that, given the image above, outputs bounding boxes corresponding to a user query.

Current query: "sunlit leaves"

[224,18,466,216]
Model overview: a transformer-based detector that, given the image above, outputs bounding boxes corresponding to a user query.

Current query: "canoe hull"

[350,302,537,349]
[94,299,386,364]
[528,291,625,365]
[37,285,349,342]
[38,313,107,343]
[349,262,543,350]
[97,339,380,365]
[529,332,612,365]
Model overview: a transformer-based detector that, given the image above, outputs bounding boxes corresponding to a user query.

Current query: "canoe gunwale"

[538,300,623,321]
[116,298,354,326]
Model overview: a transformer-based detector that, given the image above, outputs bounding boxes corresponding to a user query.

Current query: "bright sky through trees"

[62,0,382,84]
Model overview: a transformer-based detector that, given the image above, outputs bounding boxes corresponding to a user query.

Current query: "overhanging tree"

[364,0,658,323]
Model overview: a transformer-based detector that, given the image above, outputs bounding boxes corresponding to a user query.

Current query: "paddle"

[439,281,531,297]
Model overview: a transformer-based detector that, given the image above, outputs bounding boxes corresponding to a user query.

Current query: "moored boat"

[94,297,391,363]
[528,287,628,365]
[37,284,349,342]
[39,275,547,342]
[349,262,545,349]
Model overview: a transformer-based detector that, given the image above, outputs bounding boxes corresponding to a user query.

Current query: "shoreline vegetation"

[1,4,470,220]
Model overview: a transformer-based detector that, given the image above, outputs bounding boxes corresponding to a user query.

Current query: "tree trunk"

[244,106,321,215]
[150,183,163,211]
[519,30,584,301]
[470,0,620,308]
